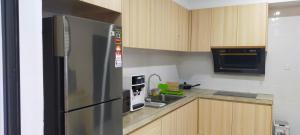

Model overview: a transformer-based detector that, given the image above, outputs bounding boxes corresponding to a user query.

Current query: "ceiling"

[174,0,300,9]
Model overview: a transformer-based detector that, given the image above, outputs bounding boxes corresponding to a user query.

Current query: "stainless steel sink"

[145,102,167,108]
[150,94,185,104]
[145,94,185,108]
[214,91,257,98]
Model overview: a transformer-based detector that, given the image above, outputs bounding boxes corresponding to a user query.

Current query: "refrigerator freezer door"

[56,16,122,111]
[65,99,122,135]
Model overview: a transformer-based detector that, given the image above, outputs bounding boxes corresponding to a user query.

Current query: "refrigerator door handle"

[99,24,114,100]
[63,16,71,111]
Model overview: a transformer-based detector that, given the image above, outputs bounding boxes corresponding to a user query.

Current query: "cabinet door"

[254,105,273,135]
[150,0,178,51]
[129,119,162,135]
[123,0,189,51]
[191,9,212,52]
[176,100,198,135]
[237,3,268,47]
[177,6,190,51]
[164,0,180,51]
[162,110,177,135]
[232,103,272,135]
[162,100,198,135]
[80,0,121,13]
[198,99,233,135]
[129,0,151,49]
[149,0,165,50]
[122,0,130,47]
[211,6,238,47]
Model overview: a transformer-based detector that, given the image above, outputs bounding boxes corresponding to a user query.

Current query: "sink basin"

[148,94,185,105]
[214,91,257,98]
[145,102,167,108]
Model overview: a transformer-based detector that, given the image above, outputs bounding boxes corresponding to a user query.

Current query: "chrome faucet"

[147,73,162,97]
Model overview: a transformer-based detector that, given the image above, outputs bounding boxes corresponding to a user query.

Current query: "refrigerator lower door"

[65,99,122,135]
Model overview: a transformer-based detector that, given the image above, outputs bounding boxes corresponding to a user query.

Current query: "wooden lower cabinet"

[162,110,177,135]
[175,100,198,135]
[162,100,198,135]
[232,102,272,135]
[198,99,233,135]
[199,98,272,135]
[128,119,162,135]
[129,100,198,135]
[129,98,272,135]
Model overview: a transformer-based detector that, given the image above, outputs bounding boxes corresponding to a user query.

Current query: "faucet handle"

[160,94,166,102]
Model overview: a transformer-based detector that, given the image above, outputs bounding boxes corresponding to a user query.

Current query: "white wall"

[123,48,180,90]
[176,0,300,9]
[19,0,44,134]
[0,2,4,135]
[177,15,300,134]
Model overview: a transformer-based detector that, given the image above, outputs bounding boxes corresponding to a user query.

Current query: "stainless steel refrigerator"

[43,15,123,135]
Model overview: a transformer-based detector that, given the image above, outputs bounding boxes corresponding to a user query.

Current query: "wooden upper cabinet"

[160,0,179,51]
[191,9,212,52]
[128,0,151,49]
[129,119,162,135]
[210,3,268,48]
[177,6,190,51]
[198,99,233,135]
[149,0,165,50]
[232,103,272,135]
[166,2,190,52]
[237,3,268,47]
[122,0,189,51]
[123,2,268,51]
[211,6,238,47]
[122,0,130,47]
[161,0,189,52]
[80,0,122,13]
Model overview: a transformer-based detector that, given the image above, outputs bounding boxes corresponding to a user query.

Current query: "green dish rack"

[160,89,185,96]
[158,83,184,96]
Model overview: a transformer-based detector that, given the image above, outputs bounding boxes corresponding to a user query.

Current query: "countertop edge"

[197,95,273,105]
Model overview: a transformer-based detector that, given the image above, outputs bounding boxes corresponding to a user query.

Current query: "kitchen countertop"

[123,89,273,135]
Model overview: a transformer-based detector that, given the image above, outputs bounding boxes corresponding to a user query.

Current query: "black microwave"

[212,48,266,74]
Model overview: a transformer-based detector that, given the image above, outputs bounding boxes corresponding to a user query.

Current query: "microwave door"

[219,53,259,69]
[212,48,266,74]
[58,16,122,112]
